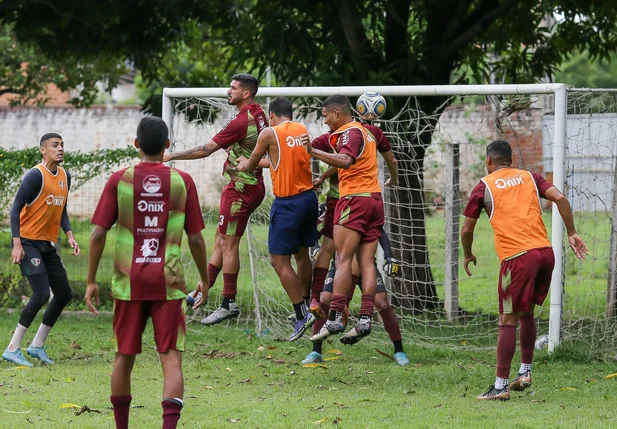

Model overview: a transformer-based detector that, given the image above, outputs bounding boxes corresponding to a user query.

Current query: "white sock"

[174,398,184,407]
[31,324,52,348]
[8,324,28,352]
[495,377,509,390]
[519,363,532,374]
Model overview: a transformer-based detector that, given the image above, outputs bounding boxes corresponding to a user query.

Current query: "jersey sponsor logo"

[286,135,304,148]
[30,258,41,267]
[325,276,334,285]
[136,238,162,263]
[141,175,162,196]
[494,174,524,189]
[45,194,65,206]
[258,115,266,129]
[59,180,65,190]
[145,216,158,227]
[341,130,350,146]
[137,200,164,213]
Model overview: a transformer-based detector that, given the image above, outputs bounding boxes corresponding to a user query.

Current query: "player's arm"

[10,169,42,264]
[61,171,80,256]
[380,150,399,187]
[302,133,354,169]
[314,166,337,189]
[164,140,221,162]
[86,225,108,314]
[460,217,478,276]
[236,128,273,172]
[543,186,588,259]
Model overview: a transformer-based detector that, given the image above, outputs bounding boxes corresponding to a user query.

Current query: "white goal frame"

[162,83,568,352]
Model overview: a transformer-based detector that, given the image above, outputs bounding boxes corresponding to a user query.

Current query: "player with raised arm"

[461,140,588,401]
[86,117,209,429]
[3,133,79,367]
[236,97,318,341]
[164,74,267,325]
[303,94,398,343]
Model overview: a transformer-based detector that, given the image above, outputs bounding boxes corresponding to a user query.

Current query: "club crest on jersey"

[59,180,65,190]
[142,175,162,196]
[31,258,41,267]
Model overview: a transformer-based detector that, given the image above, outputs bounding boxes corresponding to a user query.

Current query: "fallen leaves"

[605,372,617,380]
[59,403,80,409]
[375,348,395,362]
[555,387,578,392]
[303,363,328,369]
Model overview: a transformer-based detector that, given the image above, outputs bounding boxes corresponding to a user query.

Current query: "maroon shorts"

[113,299,186,355]
[321,197,339,240]
[218,181,265,236]
[334,193,384,244]
[498,247,555,314]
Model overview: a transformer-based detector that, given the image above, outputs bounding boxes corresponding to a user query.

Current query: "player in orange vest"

[302,95,398,344]
[237,97,318,341]
[462,140,588,400]
[3,133,80,367]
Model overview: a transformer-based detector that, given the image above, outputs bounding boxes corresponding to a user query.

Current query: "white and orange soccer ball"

[356,92,387,121]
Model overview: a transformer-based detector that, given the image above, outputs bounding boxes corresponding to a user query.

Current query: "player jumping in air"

[462,139,587,401]
[164,74,268,326]
[302,95,398,343]
[3,133,80,367]
[237,97,318,341]
[86,117,210,429]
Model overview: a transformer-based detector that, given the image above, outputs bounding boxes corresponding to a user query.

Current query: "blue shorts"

[269,190,318,255]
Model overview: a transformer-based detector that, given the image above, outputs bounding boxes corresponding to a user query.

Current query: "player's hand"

[68,237,80,256]
[313,177,324,190]
[11,242,24,264]
[163,152,172,163]
[385,177,398,187]
[463,254,477,277]
[193,281,208,310]
[236,159,250,172]
[310,246,320,262]
[300,133,312,154]
[85,282,100,314]
[383,256,400,279]
[568,234,588,259]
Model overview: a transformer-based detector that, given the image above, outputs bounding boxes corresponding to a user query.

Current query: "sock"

[392,340,404,354]
[221,297,236,310]
[303,296,310,307]
[496,325,517,379]
[313,302,330,335]
[329,294,347,314]
[293,302,306,320]
[519,313,536,367]
[519,363,532,374]
[495,377,509,390]
[222,273,238,302]
[312,340,323,355]
[379,306,402,342]
[31,324,52,348]
[208,263,222,288]
[7,324,28,352]
[359,294,375,318]
[311,267,328,302]
[162,398,183,429]
[110,395,132,429]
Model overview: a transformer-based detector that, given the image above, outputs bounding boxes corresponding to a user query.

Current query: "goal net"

[164,85,617,354]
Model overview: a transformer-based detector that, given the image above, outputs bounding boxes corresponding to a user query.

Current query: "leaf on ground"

[59,403,80,409]
[69,341,82,350]
[4,366,29,371]
[64,377,75,383]
[434,404,443,408]
[21,401,32,407]
[227,418,241,423]
[237,378,252,384]
[75,405,102,416]
[268,346,277,350]
[313,417,328,424]
[201,385,214,390]
[303,363,328,369]
[326,349,343,355]
[555,387,578,391]
[375,348,395,362]
[289,371,296,375]
[272,359,288,364]
[605,372,617,379]
[323,357,339,361]
[225,367,232,372]
[334,402,347,408]
[2,409,32,414]
[333,417,343,424]
[131,405,144,409]
[359,398,377,403]
[257,346,266,351]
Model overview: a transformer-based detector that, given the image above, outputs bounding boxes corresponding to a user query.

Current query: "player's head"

[322,95,352,131]
[485,139,512,173]
[135,117,170,157]
[228,73,259,106]
[268,97,293,125]
[39,132,64,163]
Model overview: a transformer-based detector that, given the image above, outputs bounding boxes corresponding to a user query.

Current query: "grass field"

[0,313,616,428]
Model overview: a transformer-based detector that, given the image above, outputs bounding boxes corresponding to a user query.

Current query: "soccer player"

[303,94,398,343]
[461,139,588,401]
[86,117,209,429]
[236,97,318,341]
[164,74,268,326]
[304,226,409,366]
[3,133,79,367]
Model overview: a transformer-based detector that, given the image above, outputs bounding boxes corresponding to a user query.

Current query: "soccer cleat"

[201,303,240,326]
[26,346,54,365]
[2,348,33,367]
[509,370,532,391]
[476,384,510,401]
[301,351,323,364]
[310,315,346,341]
[393,352,410,366]
[289,312,316,342]
[288,305,310,324]
[309,299,325,320]
[340,319,372,345]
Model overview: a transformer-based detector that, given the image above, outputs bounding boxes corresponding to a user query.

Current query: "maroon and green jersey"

[213,102,268,186]
[91,162,205,301]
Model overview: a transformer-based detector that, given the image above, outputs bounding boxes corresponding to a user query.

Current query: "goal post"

[162,83,576,351]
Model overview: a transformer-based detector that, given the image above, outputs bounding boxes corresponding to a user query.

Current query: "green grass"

[0,314,616,428]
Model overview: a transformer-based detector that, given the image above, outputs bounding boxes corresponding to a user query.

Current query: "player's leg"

[305,268,334,362]
[110,300,148,429]
[310,237,335,319]
[374,271,409,365]
[26,242,73,364]
[207,228,223,292]
[152,299,186,429]
[296,191,318,312]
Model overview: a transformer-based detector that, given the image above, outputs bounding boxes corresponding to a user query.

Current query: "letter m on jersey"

[145,216,158,227]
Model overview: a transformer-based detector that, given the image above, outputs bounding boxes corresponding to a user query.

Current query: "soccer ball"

[534,334,549,351]
[356,92,386,121]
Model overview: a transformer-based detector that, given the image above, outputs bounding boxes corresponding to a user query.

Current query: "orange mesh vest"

[20,165,69,242]
[481,168,551,262]
[329,122,381,197]
[269,121,313,197]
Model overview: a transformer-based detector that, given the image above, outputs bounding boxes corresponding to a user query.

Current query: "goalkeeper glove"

[383,256,400,279]
[310,247,321,262]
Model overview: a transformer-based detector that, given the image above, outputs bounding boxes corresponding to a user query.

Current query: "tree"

[555,50,617,88]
